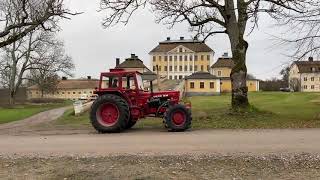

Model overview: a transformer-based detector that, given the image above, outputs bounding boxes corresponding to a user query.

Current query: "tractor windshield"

[136,74,144,90]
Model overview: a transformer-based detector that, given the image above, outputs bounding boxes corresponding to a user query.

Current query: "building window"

[207,55,210,61]
[304,77,308,81]
[169,66,173,71]
[169,76,172,80]
[68,92,70,94]
[194,55,198,61]
[62,92,65,94]
[179,66,183,71]
[190,82,194,89]
[207,65,210,72]
[179,75,182,79]
[179,47,183,52]
[218,71,222,76]
[210,82,214,89]
[184,55,188,61]
[153,56,156,62]
[169,56,172,61]
[158,66,162,71]
[164,66,168,71]
[90,91,92,94]
[201,55,204,61]
[190,66,193,71]
[174,56,177,61]
[159,56,162,61]
[304,85,308,89]
[201,65,204,71]
[194,65,198,71]
[189,56,193,61]
[153,66,156,71]
[179,56,183,61]
[200,82,205,89]
[311,85,315,89]
[174,66,177,71]
[184,65,188,71]
[57,92,60,94]
[175,76,178,80]
[73,92,76,94]
[311,77,315,81]
[78,92,81,94]
[164,56,168,61]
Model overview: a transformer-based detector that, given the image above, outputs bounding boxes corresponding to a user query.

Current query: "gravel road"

[1,129,320,157]
[0,107,68,135]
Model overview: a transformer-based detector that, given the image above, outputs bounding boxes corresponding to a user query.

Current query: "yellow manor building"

[149,37,214,80]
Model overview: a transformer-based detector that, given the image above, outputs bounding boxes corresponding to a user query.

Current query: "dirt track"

[1,129,320,157]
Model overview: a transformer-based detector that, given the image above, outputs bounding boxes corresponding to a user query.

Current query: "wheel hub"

[98,103,119,126]
[172,110,186,126]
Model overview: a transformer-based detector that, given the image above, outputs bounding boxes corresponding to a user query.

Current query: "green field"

[0,103,71,124]
[55,92,320,129]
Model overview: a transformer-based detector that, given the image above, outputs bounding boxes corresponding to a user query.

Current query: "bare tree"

[0,0,80,48]
[100,0,318,110]
[27,37,75,98]
[0,30,74,104]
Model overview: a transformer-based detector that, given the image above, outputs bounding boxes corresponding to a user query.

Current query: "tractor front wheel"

[90,94,129,133]
[164,104,192,132]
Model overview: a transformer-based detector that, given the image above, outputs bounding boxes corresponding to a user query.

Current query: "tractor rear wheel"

[90,94,129,133]
[164,104,192,132]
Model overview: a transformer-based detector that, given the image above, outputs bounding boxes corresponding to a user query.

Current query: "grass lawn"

[55,92,320,129]
[0,102,71,124]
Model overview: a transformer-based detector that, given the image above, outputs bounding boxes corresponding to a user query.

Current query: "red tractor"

[90,69,192,133]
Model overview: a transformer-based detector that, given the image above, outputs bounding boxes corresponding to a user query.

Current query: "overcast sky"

[58,0,294,80]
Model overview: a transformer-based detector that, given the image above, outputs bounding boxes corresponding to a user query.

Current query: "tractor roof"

[101,69,142,76]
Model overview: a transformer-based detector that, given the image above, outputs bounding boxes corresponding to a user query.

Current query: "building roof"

[27,79,99,90]
[185,71,219,80]
[211,57,235,68]
[116,55,148,69]
[293,60,320,73]
[142,70,157,81]
[149,38,213,53]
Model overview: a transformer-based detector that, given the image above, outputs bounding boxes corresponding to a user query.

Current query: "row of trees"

[0,0,78,104]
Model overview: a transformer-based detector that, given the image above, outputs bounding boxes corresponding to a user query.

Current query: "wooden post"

[156,65,161,91]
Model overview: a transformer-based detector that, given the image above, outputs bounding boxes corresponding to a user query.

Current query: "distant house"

[114,54,157,81]
[210,53,260,93]
[149,37,214,80]
[115,54,150,73]
[289,57,320,92]
[27,77,99,100]
[185,72,220,96]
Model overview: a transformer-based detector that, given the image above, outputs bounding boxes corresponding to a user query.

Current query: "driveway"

[1,129,320,157]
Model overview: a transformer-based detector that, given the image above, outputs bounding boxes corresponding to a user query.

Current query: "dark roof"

[116,56,148,69]
[185,72,219,80]
[294,61,320,73]
[219,77,260,81]
[211,58,235,68]
[149,40,213,53]
[27,79,99,90]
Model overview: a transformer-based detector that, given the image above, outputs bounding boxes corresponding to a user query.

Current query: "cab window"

[101,76,119,89]
[121,76,136,90]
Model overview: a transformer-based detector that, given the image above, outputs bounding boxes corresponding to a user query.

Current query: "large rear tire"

[164,104,192,132]
[90,94,129,133]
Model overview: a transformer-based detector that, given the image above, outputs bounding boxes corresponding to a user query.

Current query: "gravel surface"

[1,154,320,179]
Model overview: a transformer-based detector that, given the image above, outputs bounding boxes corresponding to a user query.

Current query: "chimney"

[166,37,171,41]
[308,57,314,62]
[223,52,229,58]
[87,76,91,80]
[131,54,136,59]
[180,37,184,40]
[116,58,120,66]
[62,77,67,80]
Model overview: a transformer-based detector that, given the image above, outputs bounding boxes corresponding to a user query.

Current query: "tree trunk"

[9,90,15,105]
[229,37,249,110]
